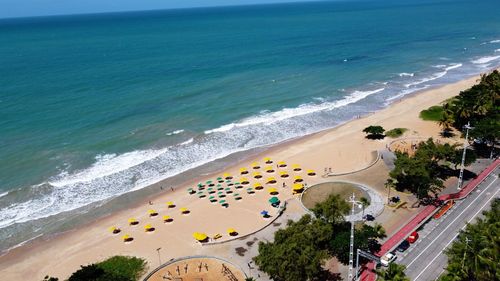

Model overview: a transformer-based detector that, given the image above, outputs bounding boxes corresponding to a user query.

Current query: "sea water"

[1,0,500,251]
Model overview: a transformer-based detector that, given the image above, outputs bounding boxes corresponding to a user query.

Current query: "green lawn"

[419,105,443,121]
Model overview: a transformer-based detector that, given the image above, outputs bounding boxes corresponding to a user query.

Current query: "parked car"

[396,240,410,252]
[407,231,419,243]
[380,252,397,267]
[364,214,375,221]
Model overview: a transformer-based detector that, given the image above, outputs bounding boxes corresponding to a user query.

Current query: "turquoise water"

[1,0,500,251]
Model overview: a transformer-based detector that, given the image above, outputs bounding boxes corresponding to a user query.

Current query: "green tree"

[363,125,386,139]
[312,194,350,224]
[376,263,410,281]
[360,197,370,217]
[67,256,146,281]
[439,199,499,281]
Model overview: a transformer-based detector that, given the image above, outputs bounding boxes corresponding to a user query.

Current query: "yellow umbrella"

[268,187,278,194]
[122,234,133,242]
[293,183,304,190]
[163,215,173,222]
[279,171,289,178]
[278,161,287,167]
[265,166,274,173]
[166,201,175,207]
[128,218,138,225]
[307,169,316,176]
[193,232,208,241]
[264,157,272,164]
[148,209,158,216]
[144,224,154,232]
[227,228,238,235]
[254,182,263,188]
[251,162,260,169]
[266,177,277,184]
[294,176,303,182]
[223,173,232,179]
[253,171,262,179]
[240,177,249,184]
[180,207,189,213]
[292,164,301,171]
[240,167,248,174]
[109,226,121,234]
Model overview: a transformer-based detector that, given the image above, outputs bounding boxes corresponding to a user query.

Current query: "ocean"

[1,0,499,252]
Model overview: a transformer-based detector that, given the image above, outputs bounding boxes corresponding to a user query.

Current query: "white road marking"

[412,182,499,281]
[406,177,498,269]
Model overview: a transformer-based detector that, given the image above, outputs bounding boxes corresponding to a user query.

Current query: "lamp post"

[348,194,363,281]
[457,122,473,190]
[156,247,162,266]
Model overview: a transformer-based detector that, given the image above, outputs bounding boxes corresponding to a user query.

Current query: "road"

[397,169,499,281]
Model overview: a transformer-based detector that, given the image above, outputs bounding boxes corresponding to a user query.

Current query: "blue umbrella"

[260,210,269,216]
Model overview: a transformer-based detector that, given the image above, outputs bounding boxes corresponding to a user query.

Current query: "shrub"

[385,128,408,138]
[67,256,147,281]
[419,105,443,121]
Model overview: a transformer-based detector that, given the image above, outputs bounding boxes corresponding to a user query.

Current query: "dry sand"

[0,75,481,281]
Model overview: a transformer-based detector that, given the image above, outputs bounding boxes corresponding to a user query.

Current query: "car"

[407,231,419,243]
[380,252,397,267]
[364,214,375,221]
[396,240,410,252]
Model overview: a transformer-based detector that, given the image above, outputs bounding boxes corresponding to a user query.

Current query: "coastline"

[0,72,492,280]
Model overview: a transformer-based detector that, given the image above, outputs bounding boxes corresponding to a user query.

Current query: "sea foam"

[471,55,500,64]
[404,63,462,88]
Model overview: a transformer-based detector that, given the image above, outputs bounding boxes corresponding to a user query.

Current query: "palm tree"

[359,197,370,218]
[376,263,410,281]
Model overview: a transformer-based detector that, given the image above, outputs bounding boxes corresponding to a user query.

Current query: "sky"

[0,0,319,19]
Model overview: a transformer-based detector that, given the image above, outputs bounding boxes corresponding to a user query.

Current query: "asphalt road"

[396,169,499,281]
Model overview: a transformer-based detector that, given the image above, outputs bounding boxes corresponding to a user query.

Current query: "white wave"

[495,49,500,53]
[398,72,414,77]
[49,148,169,187]
[405,63,462,88]
[490,39,500,44]
[166,129,184,136]
[0,191,8,198]
[179,138,194,146]
[471,55,500,64]
[386,85,430,103]
[204,88,385,135]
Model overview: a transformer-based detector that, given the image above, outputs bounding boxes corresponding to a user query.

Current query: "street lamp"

[156,247,162,266]
[457,122,473,190]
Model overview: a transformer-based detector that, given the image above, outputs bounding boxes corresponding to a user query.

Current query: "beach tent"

[240,168,248,175]
[279,171,289,178]
[265,166,275,173]
[128,218,139,225]
[192,232,208,242]
[144,224,155,232]
[122,234,133,242]
[268,188,279,195]
[264,157,273,164]
[292,164,301,171]
[294,176,303,183]
[253,171,262,179]
[109,226,121,234]
[277,161,287,167]
[266,177,277,184]
[307,169,316,176]
[251,162,260,169]
[148,209,158,217]
[163,216,173,223]
[227,228,238,236]
[269,197,280,205]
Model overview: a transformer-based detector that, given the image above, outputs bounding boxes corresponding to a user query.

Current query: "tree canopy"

[363,125,386,139]
[376,263,410,281]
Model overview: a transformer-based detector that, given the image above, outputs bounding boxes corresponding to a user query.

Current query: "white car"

[380,252,397,267]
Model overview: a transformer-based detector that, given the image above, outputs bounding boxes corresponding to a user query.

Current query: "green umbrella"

[197,191,204,194]
[218,191,223,194]
[219,200,227,204]
[206,180,212,184]
[225,187,231,191]
[233,193,240,197]
[246,187,253,190]
[197,183,203,187]
[188,187,193,191]
[208,196,215,200]
[207,187,213,191]
[269,197,280,204]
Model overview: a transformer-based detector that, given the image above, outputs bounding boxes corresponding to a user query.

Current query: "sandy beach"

[0,74,483,280]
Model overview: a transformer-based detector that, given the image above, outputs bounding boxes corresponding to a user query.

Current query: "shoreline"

[0,71,493,280]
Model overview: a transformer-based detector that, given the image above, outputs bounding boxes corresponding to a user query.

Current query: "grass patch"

[419,105,443,121]
[385,128,408,138]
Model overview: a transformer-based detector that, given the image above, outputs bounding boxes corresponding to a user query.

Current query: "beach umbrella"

[293,183,304,194]
[266,177,277,184]
[166,201,175,208]
[264,157,273,164]
[198,194,206,198]
[188,188,195,194]
[144,224,155,232]
[192,232,208,242]
[240,177,249,184]
[206,180,212,184]
[269,197,280,204]
[148,209,158,217]
[260,210,269,216]
[265,166,275,173]
[292,164,301,171]
[209,195,215,200]
[294,176,303,183]
[278,161,287,167]
[225,187,231,191]
[240,168,248,175]
[128,218,139,225]
[197,191,204,195]
[227,228,238,236]
[109,226,121,234]
[197,183,204,187]
[219,200,227,204]
[251,162,260,169]
[180,207,189,214]
[254,183,263,190]
[223,173,232,180]
[217,177,224,183]
[268,187,278,195]
[163,215,173,223]
[253,171,262,179]
[122,234,133,242]
[307,169,316,176]
[279,171,289,178]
